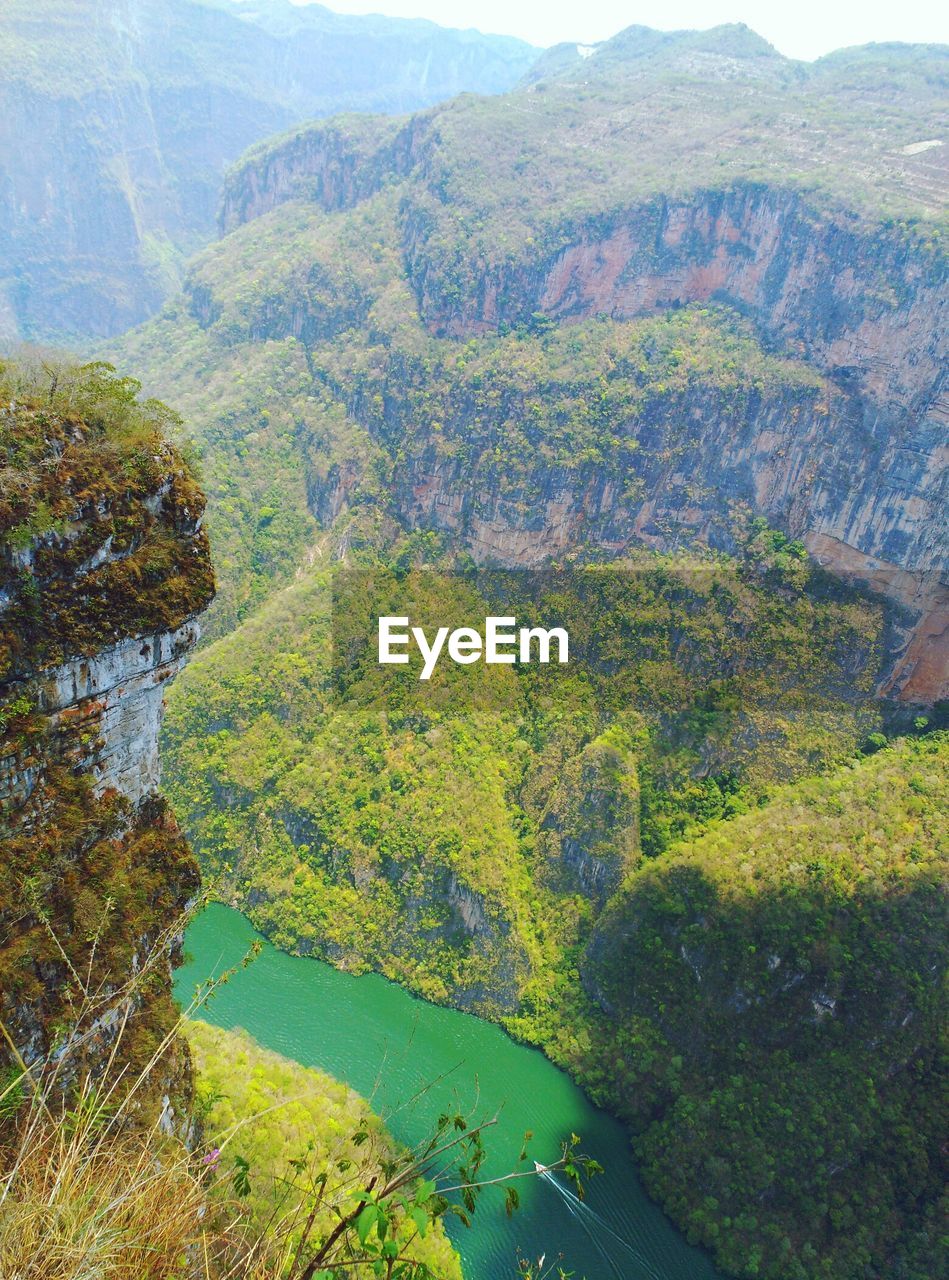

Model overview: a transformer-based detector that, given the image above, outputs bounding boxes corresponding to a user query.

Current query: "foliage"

[91,30,948,1280]
[190,1021,597,1279]
[161,552,884,1013]
[188,1020,463,1280]
[0,966,591,1280]
[0,357,214,678]
[575,733,948,1280]
[0,903,212,1280]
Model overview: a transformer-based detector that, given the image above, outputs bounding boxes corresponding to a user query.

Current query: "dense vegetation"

[0,359,214,1103]
[189,1021,463,1278]
[575,732,948,1280]
[94,24,948,1280]
[0,359,213,676]
[163,552,886,1001]
[163,573,945,1280]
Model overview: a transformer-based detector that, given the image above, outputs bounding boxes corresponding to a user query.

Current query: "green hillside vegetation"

[162,552,885,1010]
[99,26,948,1280]
[570,732,948,1280]
[167,578,945,1280]
[114,182,834,642]
[188,1021,462,1279]
[225,26,948,302]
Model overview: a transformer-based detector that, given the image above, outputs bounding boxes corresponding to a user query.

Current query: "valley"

[102,23,948,1279]
[0,12,945,1280]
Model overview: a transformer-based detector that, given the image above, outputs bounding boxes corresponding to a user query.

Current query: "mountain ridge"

[94,28,948,1278]
[0,0,538,343]
[200,28,947,698]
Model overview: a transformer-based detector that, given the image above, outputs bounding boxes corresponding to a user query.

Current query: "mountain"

[0,357,465,1280]
[101,23,948,1280]
[0,0,538,344]
[118,23,948,698]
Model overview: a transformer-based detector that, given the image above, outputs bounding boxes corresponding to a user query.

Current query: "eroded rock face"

[1,623,201,820]
[419,187,947,418]
[0,371,213,1116]
[400,188,947,630]
[304,365,945,701]
[0,0,537,343]
[220,109,947,701]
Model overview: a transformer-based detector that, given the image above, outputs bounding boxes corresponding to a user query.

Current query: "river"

[176,904,718,1280]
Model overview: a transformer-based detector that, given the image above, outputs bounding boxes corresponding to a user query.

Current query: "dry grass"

[0,904,557,1279]
[0,908,242,1280]
[0,1086,206,1280]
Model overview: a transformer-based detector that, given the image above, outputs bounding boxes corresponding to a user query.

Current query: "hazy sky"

[290,0,949,61]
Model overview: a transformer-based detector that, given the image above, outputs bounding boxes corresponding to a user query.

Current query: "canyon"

[203,32,948,700]
[87,24,949,1280]
[0,0,536,343]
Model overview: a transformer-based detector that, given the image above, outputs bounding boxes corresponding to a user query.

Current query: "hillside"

[0,0,537,343]
[162,573,946,1278]
[575,732,948,1280]
[188,1021,462,1278]
[114,26,948,697]
[0,359,469,1277]
[100,23,949,1280]
[162,550,892,1002]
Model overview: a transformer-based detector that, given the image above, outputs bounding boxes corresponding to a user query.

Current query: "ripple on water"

[176,904,718,1280]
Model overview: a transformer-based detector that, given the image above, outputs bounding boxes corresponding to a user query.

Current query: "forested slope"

[102,23,949,1279]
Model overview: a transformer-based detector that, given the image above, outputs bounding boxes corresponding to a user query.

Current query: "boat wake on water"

[536,1167,663,1280]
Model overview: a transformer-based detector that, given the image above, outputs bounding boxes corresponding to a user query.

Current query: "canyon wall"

[0,0,537,343]
[219,116,947,700]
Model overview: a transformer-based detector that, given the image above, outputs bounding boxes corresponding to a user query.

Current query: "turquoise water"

[176,904,718,1280]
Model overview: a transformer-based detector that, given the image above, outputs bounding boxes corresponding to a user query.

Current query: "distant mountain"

[0,0,538,343]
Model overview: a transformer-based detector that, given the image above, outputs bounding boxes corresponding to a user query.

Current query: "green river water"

[177,904,718,1280]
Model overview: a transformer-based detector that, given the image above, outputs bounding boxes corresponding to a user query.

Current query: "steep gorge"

[0,0,537,343]
[101,26,949,1279]
[215,68,947,699]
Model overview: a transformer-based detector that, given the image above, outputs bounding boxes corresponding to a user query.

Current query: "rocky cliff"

[0,0,538,343]
[0,358,213,1119]
[209,29,947,699]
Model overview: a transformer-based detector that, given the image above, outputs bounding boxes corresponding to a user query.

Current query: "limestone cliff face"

[0,364,214,1117]
[413,187,948,664]
[300,360,942,701]
[222,114,947,699]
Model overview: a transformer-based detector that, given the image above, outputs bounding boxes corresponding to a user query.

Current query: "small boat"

[533,1159,549,1172]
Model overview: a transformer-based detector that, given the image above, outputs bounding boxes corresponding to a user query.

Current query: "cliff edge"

[0,358,214,1121]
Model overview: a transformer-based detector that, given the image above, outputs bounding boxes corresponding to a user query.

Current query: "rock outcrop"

[0,360,213,1116]
[215,32,947,701]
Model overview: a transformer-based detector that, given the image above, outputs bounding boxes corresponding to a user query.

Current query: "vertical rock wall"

[0,366,214,1118]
